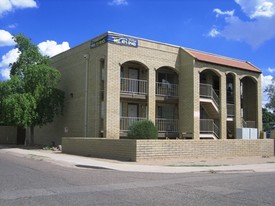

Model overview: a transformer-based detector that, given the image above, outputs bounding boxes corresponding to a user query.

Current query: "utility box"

[236,128,258,139]
[236,128,250,139]
[249,128,258,139]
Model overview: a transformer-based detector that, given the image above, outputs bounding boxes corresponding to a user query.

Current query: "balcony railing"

[200,119,219,138]
[156,82,178,97]
[200,83,219,108]
[120,117,147,131]
[120,78,147,95]
[242,119,256,128]
[227,104,234,117]
[156,118,178,132]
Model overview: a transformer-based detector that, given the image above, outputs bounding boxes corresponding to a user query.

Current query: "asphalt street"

[0,152,275,206]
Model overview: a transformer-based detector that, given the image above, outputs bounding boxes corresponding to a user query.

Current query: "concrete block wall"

[62,138,274,162]
[106,34,180,138]
[135,139,273,161]
[62,138,136,161]
[194,61,262,139]
[34,35,108,145]
[34,32,262,146]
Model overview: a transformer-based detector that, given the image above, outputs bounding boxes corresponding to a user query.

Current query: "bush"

[127,120,158,139]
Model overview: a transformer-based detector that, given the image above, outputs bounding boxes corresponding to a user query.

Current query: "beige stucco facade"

[34,32,262,145]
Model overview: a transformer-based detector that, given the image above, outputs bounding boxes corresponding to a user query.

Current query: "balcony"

[200,84,219,108]
[242,119,256,128]
[156,82,178,98]
[200,119,219,139]
[120,117,147,131]
[156,118,178,132]
[200,84,220,119]
[227,103,234,118]
[120,78,147,97]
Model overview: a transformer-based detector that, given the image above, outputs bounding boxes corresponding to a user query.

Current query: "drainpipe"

[84,54,89,137]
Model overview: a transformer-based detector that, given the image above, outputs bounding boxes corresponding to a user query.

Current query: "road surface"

[0,153,275,205]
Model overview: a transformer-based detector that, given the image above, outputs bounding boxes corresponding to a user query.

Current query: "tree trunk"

[24,126,34,146]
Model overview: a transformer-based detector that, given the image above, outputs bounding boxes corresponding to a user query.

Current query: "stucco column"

[220,73,227,139]
[193,70,200,140]
[104,60,120,139]
[234,76,241,137]
[256,76,262,136]
[147,68,156,124]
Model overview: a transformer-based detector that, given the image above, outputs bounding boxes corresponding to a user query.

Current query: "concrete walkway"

[1,146,275,174]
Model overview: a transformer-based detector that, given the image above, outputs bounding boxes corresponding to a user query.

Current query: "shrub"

[127,120,158,139]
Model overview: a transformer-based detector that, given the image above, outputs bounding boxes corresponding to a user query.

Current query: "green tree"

[1,34,64,145]
[265,77,275,111]
[262,108,275,131]
[127,120,158,139]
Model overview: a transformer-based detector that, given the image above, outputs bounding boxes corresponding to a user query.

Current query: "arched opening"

[156,67,178,97]
[155,66,179,138]
[120,61,148,95]
[226,73,235,139]
[199,69,220,139]
[119,61,149,137]
[241,76,257,128]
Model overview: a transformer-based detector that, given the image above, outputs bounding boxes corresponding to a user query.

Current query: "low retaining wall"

[62,138,136,161]
[62,138,274,162]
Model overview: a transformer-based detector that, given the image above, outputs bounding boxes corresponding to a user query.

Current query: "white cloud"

[0,0,37,16]
[8,24,17,29]
[221,16,275,49]
[235,0,275,18]
[213,8,235,17]
[208,28,220,37]
[0,40,70,80]
[108,0,128,6]
[0,68,11,80]
[0,48,19,67]
[210,0,275,49]
[0,48,20,80]
[0,30,15,47]
[37,40,70,57]
[262,74,274,107]
[268,67,275,73]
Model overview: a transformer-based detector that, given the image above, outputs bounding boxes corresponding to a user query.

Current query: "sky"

[0,0,275,107]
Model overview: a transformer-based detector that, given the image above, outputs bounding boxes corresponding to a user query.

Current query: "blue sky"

[0,0,275,106]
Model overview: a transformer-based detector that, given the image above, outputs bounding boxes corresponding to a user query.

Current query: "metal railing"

[200,119,219,138]
[242,119,256,128]
[156,82,178,97]
[227,104,234,117]
[120,117,147,131]
[120,78,147,95]
[200,83,219,108]
[156,118,178,132]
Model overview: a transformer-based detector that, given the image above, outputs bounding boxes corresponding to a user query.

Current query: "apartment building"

[35,32,262,145]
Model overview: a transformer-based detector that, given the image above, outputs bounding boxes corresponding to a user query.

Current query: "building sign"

[90,34,138,48]
[107,35,138,47]
[90,36,107,48]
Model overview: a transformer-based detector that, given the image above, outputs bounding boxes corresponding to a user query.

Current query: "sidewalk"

[1,145,275,173]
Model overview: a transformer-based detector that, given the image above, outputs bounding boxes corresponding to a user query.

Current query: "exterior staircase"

[200,84,220,139]
[200,101,219,119]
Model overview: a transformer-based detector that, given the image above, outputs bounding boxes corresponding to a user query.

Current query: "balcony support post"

[220,73,227,139]
[148,68,156,124]
[234,76,241,137]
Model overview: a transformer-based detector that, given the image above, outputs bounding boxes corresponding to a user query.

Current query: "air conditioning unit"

[236,128,258,139]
